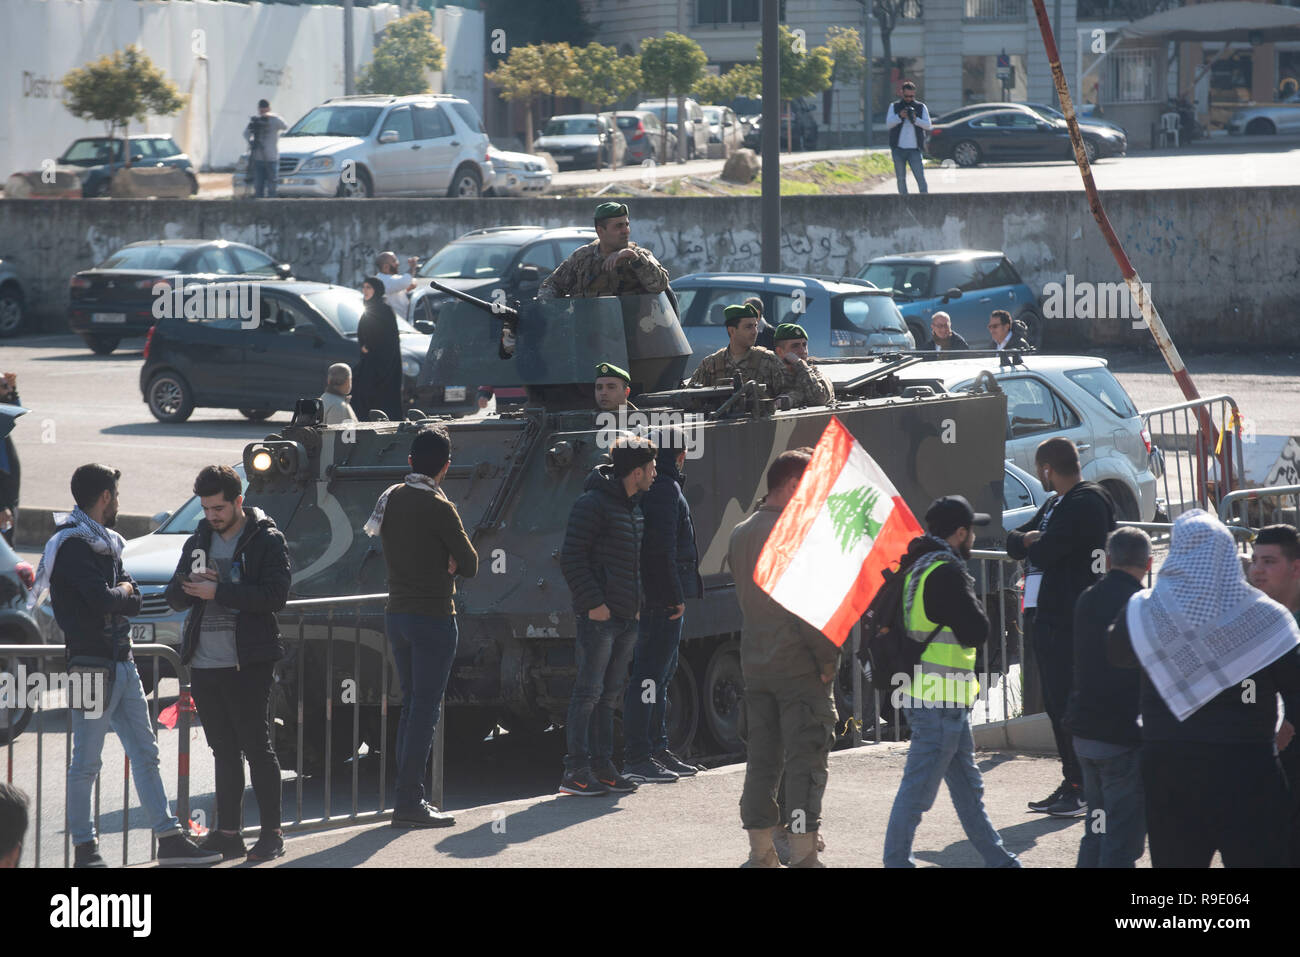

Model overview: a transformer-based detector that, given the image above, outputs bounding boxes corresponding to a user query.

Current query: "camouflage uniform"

[779,358,834,408]
[537,241,670,300]
[688,346,787,401]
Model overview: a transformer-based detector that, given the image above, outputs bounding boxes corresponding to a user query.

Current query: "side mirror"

[378,130,399,144]
[130,153,144,163]
[517,264,541,282]
[943,287,963,301]
[275,263,292,279]
[413,319,436,335]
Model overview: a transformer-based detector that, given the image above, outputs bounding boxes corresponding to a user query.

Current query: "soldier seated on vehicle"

[772,323,834,408]
[688,302,786,402]
[537,202,671,301]
[594,362,638,412]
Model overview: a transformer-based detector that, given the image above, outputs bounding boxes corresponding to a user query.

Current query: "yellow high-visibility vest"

[899,559,979,706]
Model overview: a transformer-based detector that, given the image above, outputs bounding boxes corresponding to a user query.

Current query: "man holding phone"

[887,81,933,195]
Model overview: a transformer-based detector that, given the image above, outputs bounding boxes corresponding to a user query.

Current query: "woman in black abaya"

[353,276,403,420]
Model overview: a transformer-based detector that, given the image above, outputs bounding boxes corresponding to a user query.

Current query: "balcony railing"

[964,0,1025,20]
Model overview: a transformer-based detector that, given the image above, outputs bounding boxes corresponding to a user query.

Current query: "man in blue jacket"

[623,427,704,784]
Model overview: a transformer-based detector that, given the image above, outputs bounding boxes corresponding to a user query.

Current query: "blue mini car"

[57,135,198,198]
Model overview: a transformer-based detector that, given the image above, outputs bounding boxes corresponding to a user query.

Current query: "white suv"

[240,94,493,198]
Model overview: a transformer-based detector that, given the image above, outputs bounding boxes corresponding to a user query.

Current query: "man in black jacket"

[623,428,703,784]
[1007,437,1115,817]
[1064,526,1151,865]
[45,464,218,867]
[165,465,290,861]
[559,435,657,796]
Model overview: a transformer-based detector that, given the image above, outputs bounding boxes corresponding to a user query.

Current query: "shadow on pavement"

[914,814,1079,867]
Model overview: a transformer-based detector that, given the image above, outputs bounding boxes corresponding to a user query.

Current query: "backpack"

[856,550,945,692]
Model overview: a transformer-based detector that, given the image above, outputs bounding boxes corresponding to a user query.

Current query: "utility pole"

[761,0,780,272]
[863,1,873,148]
[343,0,355,95]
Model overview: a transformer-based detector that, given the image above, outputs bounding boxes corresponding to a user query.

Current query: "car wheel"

[953,140,981,167]
[1246,118,1276,136]
[0,638,39,746]
[906,321,927,349]
[1102,480,1141,523]
[335,167,373,198]
[81,334,121,355]
[1015,306,1044,349]
[147,371,195,423]
[239,408,274,421]
[0,286,24,337]
[447,165,482,198]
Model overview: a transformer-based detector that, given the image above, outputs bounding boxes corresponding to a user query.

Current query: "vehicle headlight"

[402,357,420,378]
[299,157,334,172]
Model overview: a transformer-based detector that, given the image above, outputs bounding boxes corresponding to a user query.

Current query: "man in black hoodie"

[165,465,290,862]
[623,427,703,784]
[559,435,658,797]
[1007,437,1115,817]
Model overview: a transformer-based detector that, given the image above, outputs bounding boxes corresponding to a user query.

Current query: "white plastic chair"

[1158,112,1180,148]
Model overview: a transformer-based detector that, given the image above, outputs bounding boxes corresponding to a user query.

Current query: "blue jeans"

[1076,741,1146,867]
[251,159,278,197]
[385,613,458,810]
[884,705,1019,867]
[68,661,182,846]
[891,147,928,194]
[623,607,685,764]
[565,615,638,771]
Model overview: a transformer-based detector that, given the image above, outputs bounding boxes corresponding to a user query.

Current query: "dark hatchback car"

[57,134,199,198]
[139,282,430,423]
[932,102,1126,164]
[69,240,293,354]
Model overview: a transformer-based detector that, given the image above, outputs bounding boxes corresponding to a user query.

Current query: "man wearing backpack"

[883,496,1020,868]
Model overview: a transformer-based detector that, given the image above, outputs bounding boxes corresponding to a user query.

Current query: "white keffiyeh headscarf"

[1126,508,1300,722]
[363,472,441,537]
[27,507,126,611]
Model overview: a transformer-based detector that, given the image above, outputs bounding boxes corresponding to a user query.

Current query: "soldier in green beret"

[594,362,638,412]
[687,302,787,402]
[538,203,671,300]
[772,323,834,408]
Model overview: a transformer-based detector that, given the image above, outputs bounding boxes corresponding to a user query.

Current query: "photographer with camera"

[244,99,288,199]
[886,81,932,195]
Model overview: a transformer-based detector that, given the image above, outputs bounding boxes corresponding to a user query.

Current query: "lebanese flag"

[753,416,923,646]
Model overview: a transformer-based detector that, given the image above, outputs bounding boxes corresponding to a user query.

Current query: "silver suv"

[240,94,493,198]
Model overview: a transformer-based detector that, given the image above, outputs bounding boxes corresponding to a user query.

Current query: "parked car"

[893,353,1161,521]
[1002,459,1051,538]
[68,239,293,354]
[740,96,819,151]
[636,98,710,159]
[673,273,914,368]
[484,146,552,196]
[933,102,1127,161]
[56,134,199,198]
[533,113,625,170]
[702,105,743,156]
[1016,102,1128,137]
[857,250,1043,350]
[238,94,493,198]
[614,110,676,164]
[1226,89,1300,135]
[0,258,26,337]
[928,107,1125,167]
[409,225,595,325]
[0,534,41,744]
[139,282,430,423]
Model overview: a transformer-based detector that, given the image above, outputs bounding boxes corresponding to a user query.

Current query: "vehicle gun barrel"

[425,278,521,320]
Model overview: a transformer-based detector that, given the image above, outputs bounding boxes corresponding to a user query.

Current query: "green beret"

[774,323,809,342]
[594,202,629,222]
[595,361,631,384]
[723,302,760,326]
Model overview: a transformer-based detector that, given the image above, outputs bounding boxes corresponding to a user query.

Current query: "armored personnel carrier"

[244,292,1008,768]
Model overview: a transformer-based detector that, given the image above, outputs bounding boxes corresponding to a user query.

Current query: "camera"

[247,114,269,145]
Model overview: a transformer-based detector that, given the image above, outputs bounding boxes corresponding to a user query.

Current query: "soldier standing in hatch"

[688,302,787,401]
[771,323,834,408]
[594,362,638,413]
[538,202,670,300]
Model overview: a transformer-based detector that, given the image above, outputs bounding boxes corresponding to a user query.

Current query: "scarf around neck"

[27,506,126,610]
[363,472,441,537]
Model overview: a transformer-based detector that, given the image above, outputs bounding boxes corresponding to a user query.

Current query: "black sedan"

[928,108,1082,168]
[69,240,293,354]
[139,282,430,423]
[933,102,1126,164]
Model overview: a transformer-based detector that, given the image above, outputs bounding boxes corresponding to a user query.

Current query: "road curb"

[15,507,156,548]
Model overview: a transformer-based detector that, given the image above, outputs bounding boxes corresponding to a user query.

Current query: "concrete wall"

[3,186,1297,347]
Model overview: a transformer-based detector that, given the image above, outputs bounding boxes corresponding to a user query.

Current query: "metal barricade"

[0,644,190,868]
[1140,395,1245,519]
[1219,484,1300,533]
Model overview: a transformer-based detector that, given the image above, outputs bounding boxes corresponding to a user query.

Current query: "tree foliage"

[485,42,578,148]
[639,32,708,100]
[827,26,866,85]
[757,25,834,102]
[692,63,763,104]
[569,43,641,109]
[356,10,446,96]
[62,45,186,150]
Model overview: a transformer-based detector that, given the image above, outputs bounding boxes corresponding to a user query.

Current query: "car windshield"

[702,108,722,123]
[60,139,125,165]
[644,104,679,123]
[858,262,933,301]
[157,471,250,534]
[543,118,601,136]
[303,289,417,336]
[1065,367,1139,418]
[286,106,382,138]
[419,243,516,280]
[98,246,190,270]
[832,294,906,336]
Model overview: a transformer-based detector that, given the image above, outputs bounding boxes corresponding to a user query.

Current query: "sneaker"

[654,750,701,777]
[392,803,456,828]
[559,768,609,796]
[199,830,247,861]
[593,765,639,794]
[73,841,108,869]
[247,830,287,861]
[1046,786,1088,818]
[156,833,222,867]
[623,758,679,784]
[1027,781,1070,813]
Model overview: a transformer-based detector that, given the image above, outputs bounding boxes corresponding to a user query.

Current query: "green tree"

[61,45,186,166]
[757,26,834,149]
[485,42,577,151]
[692,72,731,106]
[640,32,707,162]
[569,43,641,109]
[725,63,762,99]
[356,10,446,96]
[824,26,866,125]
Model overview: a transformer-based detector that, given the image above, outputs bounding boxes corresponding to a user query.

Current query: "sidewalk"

[213,741,1136,868]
